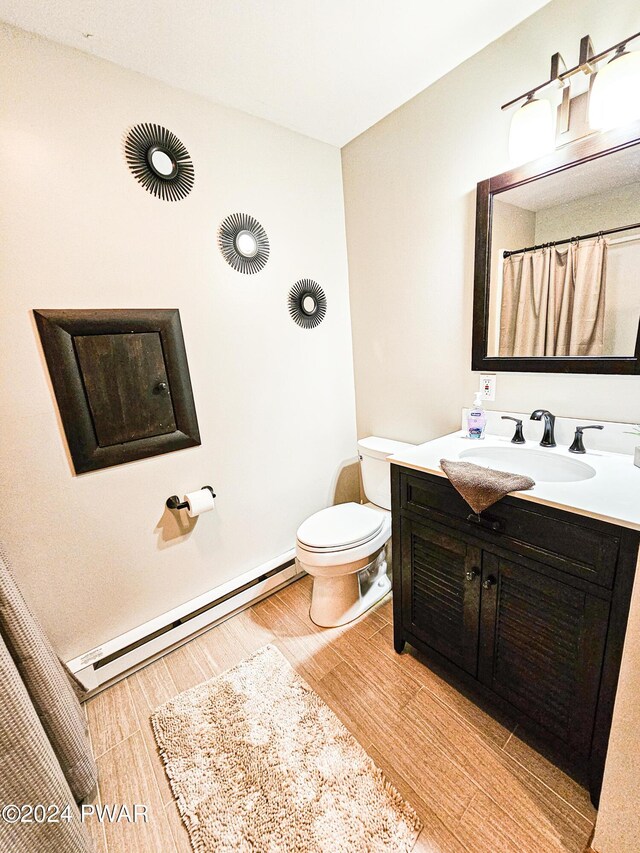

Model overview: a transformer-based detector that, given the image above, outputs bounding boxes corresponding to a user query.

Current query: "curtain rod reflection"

[502,220,640,259]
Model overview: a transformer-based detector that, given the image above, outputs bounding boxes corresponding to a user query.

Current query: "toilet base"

[309,550,390,628]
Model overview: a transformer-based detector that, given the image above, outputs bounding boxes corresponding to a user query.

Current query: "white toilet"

[296,436,415,628]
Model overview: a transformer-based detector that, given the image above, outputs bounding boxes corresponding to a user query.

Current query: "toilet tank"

[358,436,416,510]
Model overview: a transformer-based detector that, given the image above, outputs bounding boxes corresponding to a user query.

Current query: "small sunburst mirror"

[124,123,194,201]
[218,213,270,274]
[288,280,327,329]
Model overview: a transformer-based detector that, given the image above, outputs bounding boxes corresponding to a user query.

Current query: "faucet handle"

[501,416,525,444]
[569,424,604,454]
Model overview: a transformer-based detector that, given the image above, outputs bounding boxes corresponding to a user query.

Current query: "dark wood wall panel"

[75,332,177,447]
[34,309,200,473]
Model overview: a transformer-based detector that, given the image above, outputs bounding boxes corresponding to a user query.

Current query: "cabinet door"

[479,553,610,754]
[401,520,481,675]
[75,333,177,446]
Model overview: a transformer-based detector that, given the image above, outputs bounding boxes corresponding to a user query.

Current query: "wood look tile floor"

[85,576,596,853]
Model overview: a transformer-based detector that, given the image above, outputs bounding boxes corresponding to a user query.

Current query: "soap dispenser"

[467,392,487,440]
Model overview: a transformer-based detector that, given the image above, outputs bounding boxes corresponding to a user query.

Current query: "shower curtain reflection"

[499,238,607,357]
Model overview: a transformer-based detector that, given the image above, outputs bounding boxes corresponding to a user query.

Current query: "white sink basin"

[459,446,596,483]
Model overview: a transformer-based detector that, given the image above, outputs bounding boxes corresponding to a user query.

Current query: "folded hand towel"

[440,459,535,515]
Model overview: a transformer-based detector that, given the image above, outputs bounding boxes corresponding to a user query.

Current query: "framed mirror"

[218,213,270,274]
[124,123,194,202]
[288,279,327,329]
[472,120,640,374]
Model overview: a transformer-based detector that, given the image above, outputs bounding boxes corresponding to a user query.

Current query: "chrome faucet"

[530,409,556,447]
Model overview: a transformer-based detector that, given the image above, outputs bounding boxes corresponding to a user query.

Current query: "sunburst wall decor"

[288,279,327,329]
[124,123,195,201]
[218,213,270,274]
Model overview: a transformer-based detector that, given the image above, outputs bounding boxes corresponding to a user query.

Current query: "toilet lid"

[297,503,384,550]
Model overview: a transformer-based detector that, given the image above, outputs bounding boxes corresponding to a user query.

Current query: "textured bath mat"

[151,644,421,852]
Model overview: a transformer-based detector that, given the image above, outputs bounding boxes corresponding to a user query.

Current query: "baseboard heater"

[67,549,300,694]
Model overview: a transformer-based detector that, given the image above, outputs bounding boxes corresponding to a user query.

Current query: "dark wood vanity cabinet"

[479,551,609,753]
[400,521,482,676]
[391,464,640,805]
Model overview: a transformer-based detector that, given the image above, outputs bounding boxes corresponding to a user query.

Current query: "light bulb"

[508,97,555,164]
[589,48,640,131]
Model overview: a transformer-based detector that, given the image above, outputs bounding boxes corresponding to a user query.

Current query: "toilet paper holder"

[166,486,216,511]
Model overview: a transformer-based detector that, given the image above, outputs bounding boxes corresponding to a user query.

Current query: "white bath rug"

[151,644,421,852]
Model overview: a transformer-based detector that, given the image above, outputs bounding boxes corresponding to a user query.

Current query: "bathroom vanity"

[390,431,640,806]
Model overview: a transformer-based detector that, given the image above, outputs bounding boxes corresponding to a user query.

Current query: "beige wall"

[341,1,640,851]
[342,0,640,447]
[593,554,640,852]
[0,24,357,660]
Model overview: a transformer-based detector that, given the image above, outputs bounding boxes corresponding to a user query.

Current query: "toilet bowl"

[295,436,415,628]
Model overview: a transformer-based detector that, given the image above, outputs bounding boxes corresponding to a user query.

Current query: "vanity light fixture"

[589,44,640,130]
[508,95,555,164]
[502,31,640,162]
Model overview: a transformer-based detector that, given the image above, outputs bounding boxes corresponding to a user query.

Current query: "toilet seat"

[296,512,391,571]
[295,435,415,629]
[296,503,384,552]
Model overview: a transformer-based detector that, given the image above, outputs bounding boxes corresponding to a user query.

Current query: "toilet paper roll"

[184,488,215,518]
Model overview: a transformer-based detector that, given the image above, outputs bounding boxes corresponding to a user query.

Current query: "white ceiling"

[499,144,640,211]
[0,0,551,146]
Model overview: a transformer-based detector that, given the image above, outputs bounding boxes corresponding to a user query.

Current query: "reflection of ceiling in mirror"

[497,143,640,211]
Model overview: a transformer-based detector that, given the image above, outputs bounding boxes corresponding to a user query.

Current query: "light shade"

[589,49,640,131]
[508,97,555,164]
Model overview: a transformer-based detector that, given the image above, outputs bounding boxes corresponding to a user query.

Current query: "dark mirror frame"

[472,118,640,375]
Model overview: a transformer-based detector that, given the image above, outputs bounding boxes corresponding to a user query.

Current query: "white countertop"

[390,430,640,532]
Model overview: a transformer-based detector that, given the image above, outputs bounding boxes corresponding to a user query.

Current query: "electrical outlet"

[480,374,496,401]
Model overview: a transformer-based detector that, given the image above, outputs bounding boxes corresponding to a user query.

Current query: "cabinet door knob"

[465,568,480,581]
[482,576,497,590]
